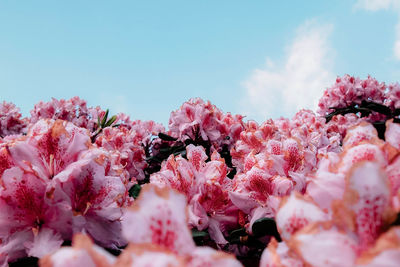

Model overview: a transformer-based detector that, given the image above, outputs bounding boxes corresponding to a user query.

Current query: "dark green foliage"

[91,109,119,142]
[325,100,400,140]
[252,217,281,242]
[191,229,210,238]
[128,184,141,199]
[9,257,38,267]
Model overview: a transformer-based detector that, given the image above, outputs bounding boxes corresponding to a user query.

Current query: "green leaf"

[173,150,185,156]
[229,227,246,238]
[128,184,141,199]
[225,227,247,244]
[105,115,117,127]
[191,229,209,238]
[160,147,174,153]
[372,121,387,140]
[101,109,109,127]
[361,101,392,116]
[171,145,185,152]
[251,217,280,240]
[158,133,178,141]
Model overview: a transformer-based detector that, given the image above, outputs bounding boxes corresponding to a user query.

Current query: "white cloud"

[356,0,400,60]
[241,20,335,122]
[355,0,399,11]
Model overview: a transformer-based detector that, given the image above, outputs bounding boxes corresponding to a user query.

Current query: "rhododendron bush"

[2,75,400,266]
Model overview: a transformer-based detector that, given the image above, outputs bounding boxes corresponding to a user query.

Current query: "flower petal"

[122,185,195,255]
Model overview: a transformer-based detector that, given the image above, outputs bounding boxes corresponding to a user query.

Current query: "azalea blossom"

[0,101,27,137]
[95,120,164,181]
[229,110,338,232]
[30,97,102,132]
[2,75,400,266]
[261,161,397,266]
[317,75,387,116]
[0,119,130,264]
[150,144,238,244]
[43,184,242,266]
[39,233,116,267]
[121,184,242,266]
[260,121,400,266]
[168,98,244,151]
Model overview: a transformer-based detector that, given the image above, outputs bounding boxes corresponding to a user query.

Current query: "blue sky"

[1,0,400,125]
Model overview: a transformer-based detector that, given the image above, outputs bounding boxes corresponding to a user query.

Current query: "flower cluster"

[150,145,238,245]
[0,119,131,264]
[41,185,242,267]
[260,122,400,266]
[168,98,245,151]
[2,75,400,266]
[317,75,387,115]
[95,120,164,181]
[0,101,27,138]
[29,96,102,131]
[228,109,342,233]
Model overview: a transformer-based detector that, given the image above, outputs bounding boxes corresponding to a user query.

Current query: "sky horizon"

[1,0,400,126]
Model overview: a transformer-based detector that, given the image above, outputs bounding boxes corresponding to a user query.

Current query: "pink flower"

[95,120,164,181]
[115,244,186,267]
[275,193,329,241]
[187,247,243,267]
[30,97,100,131]
[9,119,91,180]
[387,82,400,109]
[317,75,387,116]
[169,98,223,142]
[261,160,397,266]
[122,184,195,255]
[305,153,345,210]
[121,184,242,266]
[356,227,400,266]
[342,121,379,148]
[333,161,393,250]
[0,101,27,137]
[39,234,116,267]
[50,149,129,248]
[325,113,364,139]
[259,238,303,267]
[150,145,238,244]
[288,223,359,267]
[168,98,244,151]
[115,244,243,267]
[229,112,342,232]
[0,119,130,263]
[385,119,400,150]
[0,166,70,261]
[306,122,390,210]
